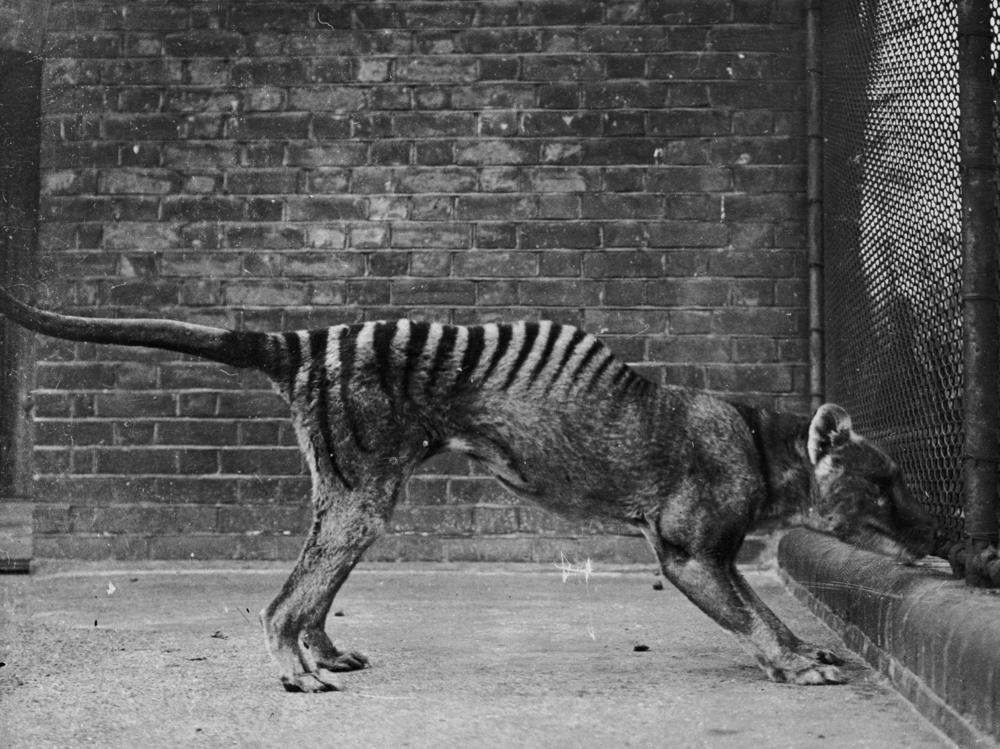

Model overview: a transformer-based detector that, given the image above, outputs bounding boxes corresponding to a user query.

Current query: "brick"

[712,308,806,336]
[480,167,519,192]
[231,59,306,86]
[162,143,239,168]
[286,196,367,221]
[395,57,478,83]
[226,113,310,139]
[476,223,518,248]
[518,280,601,307]
[733,164,807,192]
[161,196,245,222]
[224,281,309,307]
[226,169,299,195]
[455,194,536,220]
[723,193,806,221]
[733,337,779,363]
[36,362,116,390]
[584,309,671,335]
[582,82,671,109]
[391,112,477,137]
[282,252,365,278]
[220,448,303,475]
[648,110,730,136]
[392,279,476,306]
[646,221,728,248]
[390,223,470,249]
[396,167,478,194]
[519,222,600,249]
[705,364,794,393]
[409,251,451,277]
[521,111,602,137]
[474,280,519,307]
[454,251,537,277]
[287,86,366,112]
[95,393,175,419]
[454,139,534,165]
[44,32,119,58]
[164,31,243,58]
[524,167,596,193]
[649,336,731,363]
[582,193,662,219]
[708,249,800,278]
[584,250,664,278]
[523,55,603,81]
[286,143,368,166]
[105,281,179,307]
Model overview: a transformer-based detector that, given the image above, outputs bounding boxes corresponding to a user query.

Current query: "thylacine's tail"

[0,285,285,376]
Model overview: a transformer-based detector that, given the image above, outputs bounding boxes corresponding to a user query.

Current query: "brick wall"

[28,0,808,561]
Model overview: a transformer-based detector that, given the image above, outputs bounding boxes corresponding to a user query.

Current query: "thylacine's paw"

[787,663,845,685]
[280,669,342,693]
[794,641,843,666]
[315,649,369,672]
[300,627,370,672]
[764,658,846,686]
[278,654,369,692]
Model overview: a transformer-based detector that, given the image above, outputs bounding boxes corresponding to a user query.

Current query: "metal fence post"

[958,0,1000,581]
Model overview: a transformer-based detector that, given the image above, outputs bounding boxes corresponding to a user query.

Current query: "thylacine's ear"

[807,403,854,466]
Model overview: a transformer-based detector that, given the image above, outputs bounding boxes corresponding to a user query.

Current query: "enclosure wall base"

[779,528,999,748]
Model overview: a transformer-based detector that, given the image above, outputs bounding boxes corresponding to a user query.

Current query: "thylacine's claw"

[318,650,369,672]
[280,671,340,693]
[795,641,843,666]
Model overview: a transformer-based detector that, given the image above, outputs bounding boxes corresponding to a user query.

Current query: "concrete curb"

[778,528,999,749]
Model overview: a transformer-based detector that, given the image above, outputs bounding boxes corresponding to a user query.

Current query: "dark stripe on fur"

[528,323,561,386]
[455,325,485,392]
[481,324,512,384]
[372,321,397,401]
[426,325,458,397]
[310,329,352,490]
[282,331,301,397]
[338,325,370,452]
[570,338,603,387]
[585,352,615,393]
[502,322,539,391]
[402,321,430,400]
[547,327,586,393]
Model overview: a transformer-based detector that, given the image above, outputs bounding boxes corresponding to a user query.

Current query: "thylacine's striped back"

[275,319,652,410]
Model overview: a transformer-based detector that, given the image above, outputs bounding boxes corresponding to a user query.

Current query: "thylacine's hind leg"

[261,479,399,693]
[641,523,844,685]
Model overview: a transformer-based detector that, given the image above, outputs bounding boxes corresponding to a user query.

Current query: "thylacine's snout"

[894,499,939,559]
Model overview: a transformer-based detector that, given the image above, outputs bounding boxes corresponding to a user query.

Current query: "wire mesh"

[822,1,966,541]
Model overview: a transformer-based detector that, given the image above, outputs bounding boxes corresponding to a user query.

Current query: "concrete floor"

[1,562,952,749]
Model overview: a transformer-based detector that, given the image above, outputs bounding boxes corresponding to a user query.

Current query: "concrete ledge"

[778,528,1000,748]
[0,502,32,573]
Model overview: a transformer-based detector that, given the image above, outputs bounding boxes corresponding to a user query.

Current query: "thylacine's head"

[805,404,938,561]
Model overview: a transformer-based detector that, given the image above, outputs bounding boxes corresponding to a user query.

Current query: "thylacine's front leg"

[641,525,844,685]
[261,484,392,693]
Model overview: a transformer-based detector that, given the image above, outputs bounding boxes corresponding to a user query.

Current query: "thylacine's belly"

[442,432,651,521]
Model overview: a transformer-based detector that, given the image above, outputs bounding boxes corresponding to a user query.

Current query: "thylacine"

[0,287,937,691]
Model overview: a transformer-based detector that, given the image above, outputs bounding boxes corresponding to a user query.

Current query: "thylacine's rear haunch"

[0,286,938,691]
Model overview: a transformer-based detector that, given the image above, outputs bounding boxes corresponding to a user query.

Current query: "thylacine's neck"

[728,402,814,529]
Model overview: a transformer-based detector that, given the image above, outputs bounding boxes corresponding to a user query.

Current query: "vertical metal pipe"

[806,0,824,411]
[958,0,1000,561]
[0,0,48,570]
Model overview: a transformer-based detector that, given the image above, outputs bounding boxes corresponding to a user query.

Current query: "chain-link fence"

[822,0,997,549]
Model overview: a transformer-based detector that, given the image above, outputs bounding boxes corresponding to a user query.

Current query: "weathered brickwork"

[28,0,808,560]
